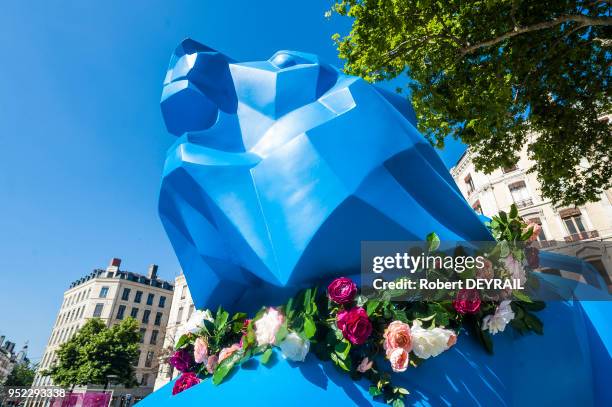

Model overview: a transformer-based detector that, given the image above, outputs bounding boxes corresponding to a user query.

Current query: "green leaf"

[512,290,533,303]
[366,300,380,316]
[521,300,546,312]
[303,316,317,339]
[212,350,243,385]
[330,352,351,372]
[524,312,544,335]
[260,348,273,365]
[174,334,191,350]
[509,204,518,219]
[426,232,440,251]
[392,399,405,407]
[334,339,351,360]
[369,386,382,397]
[214,306,229,330]
[275,323,289,343]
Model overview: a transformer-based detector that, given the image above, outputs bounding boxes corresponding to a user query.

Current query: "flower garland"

[168,205,545,406]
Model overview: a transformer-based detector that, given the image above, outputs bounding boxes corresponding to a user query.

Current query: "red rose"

[337,307,372,345]
[452,289,481,314]
[172,372,200,395]
[327,277,357,304]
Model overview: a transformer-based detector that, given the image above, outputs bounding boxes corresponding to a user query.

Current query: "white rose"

[410,320,454,359]
[482,301,515,335]
[278,332,310,362]
[175,309,214,344]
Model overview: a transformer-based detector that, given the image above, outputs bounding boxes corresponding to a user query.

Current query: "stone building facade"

[153,273,194,390]
[32,258,174,405]
[451,143,612,289]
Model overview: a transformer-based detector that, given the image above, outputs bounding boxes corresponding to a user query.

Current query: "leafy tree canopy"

[44,318,140,388]
[331,0,611,206]
[3,361,37,387]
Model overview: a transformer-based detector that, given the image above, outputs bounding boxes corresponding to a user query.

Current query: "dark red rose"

[172,372,200,395]
[168,349,193,373]
[328,277,358,304]
[452,289,481,314]
[525,247,540,269]
[337,307,372,345]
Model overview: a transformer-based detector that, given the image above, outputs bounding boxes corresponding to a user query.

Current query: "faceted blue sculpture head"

[158,38,491,311]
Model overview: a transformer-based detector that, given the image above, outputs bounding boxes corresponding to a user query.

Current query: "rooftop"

[68,258,174,292]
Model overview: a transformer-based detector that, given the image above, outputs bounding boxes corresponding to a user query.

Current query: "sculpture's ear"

[161,39,238,136]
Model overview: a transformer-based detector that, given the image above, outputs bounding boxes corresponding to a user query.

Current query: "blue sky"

[0,0,465,362]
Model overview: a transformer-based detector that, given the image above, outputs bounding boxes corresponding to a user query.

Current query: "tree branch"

[460,14,612,55]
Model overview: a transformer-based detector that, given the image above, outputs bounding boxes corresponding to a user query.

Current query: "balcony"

[564,230,599,243]
[515,198,533,209]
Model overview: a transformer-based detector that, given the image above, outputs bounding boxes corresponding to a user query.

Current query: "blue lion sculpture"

[158,39,491,312]
[143,39,611,406]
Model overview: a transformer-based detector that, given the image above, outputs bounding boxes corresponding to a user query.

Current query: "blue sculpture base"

[140,298,611,406]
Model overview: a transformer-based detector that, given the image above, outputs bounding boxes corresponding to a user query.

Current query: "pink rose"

[172,372,200,395]
[206,354,218,373]
[452,289,481,314]
[356,357,373,373]
[388,348,409,372]
[327,277,357,304]
[254,307,284,346]
[193,337,208,364]
[218,343,241,363]
[523,222,542,241]
[383,320,412,356]
[337,307,372,345]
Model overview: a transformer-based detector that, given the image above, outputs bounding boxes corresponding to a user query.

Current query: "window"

[140,373,150,386]
[130,307,139,318]
[562,214,586,235]
[508,181,531,207]
[99,287,108,298]
[503,165,518,173]
[154,312,162,326]
[158,296,166,308]
[116,305,126,320]
[150,330,159,345]
[144,351,154,368]
[464,174,475,194]
[177,307,184,323]
[146,293,154,306]
[472,200,483,215]
[134,291,143,303]
[180,285,187,300]
[121,288,131,301]
[139,328,146,344]
[93,303,104,318]
[142,309,151,324]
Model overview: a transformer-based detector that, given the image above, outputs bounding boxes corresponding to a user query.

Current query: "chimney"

[148,264,158,280]
[6,341,15,353]
[107,258,121,274]
[0,335,4,347]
